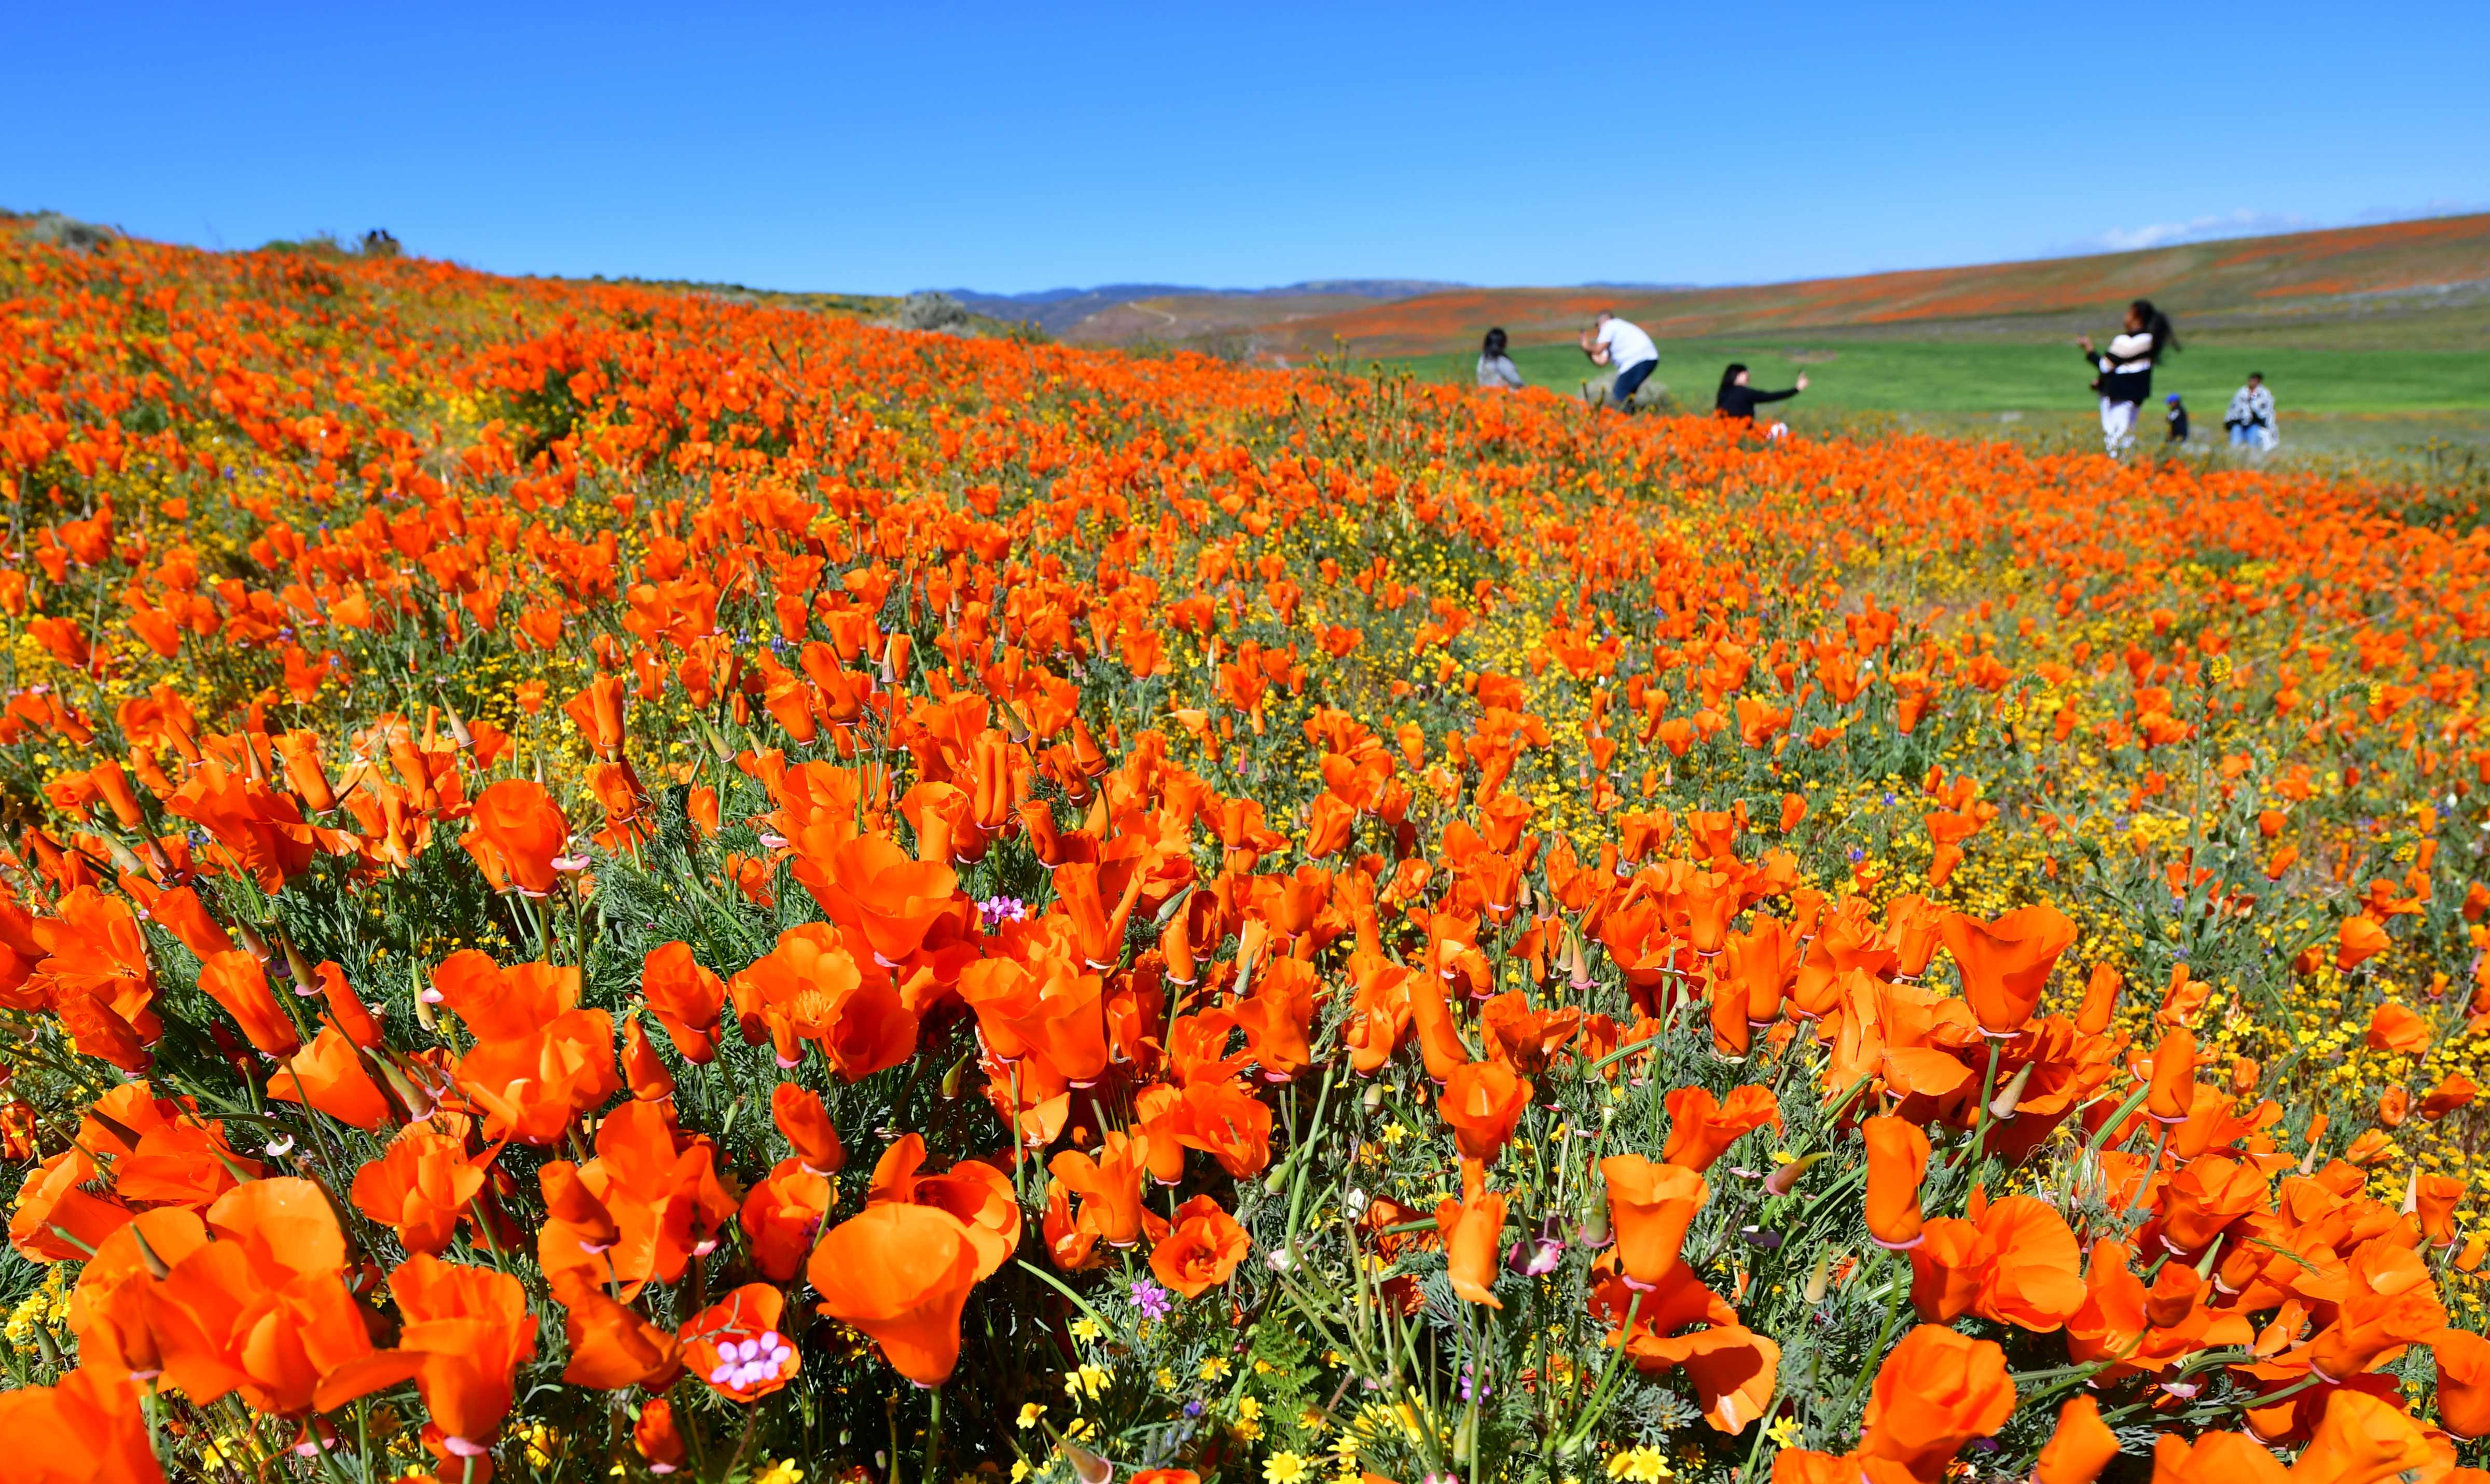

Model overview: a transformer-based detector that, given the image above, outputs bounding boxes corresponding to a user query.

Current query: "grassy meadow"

[1390,339,2490,416]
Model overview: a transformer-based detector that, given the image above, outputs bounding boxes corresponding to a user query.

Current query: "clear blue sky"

[7,2,2485,295]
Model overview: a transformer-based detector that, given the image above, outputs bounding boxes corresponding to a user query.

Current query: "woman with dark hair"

[1714,362,1807,431]
[2081,298,2177,455]
[1476,327,1523,390]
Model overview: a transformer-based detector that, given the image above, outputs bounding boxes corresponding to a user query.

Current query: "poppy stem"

[1959,1038,2003,1173]
[923,1384,943,1484]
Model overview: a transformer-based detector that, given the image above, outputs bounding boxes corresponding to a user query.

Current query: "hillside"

[946,278,1459,337]
[1264,213,2490,358]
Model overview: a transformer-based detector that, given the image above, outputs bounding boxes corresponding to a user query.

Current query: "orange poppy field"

[0,221,2484,1484]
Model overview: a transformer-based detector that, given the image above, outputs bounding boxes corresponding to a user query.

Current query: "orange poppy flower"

[1435,1164,1507,1309]
[1940,903,2076,1037]
[350,1126,491,1256]
[454,1004,620,1145]
[461,779,570,896]
[729,923,919,1079]
[1662,1084,1783,1173]
[2146,1025,2198,1122]
[1440,1061,1531,1165]
[0,1365,164,1484]
[771,1081,846,1173]
[2146,1431,2289,1484]
[2288,1388,2452,1484]
[148,1177,386,1417]
[1049,1129,1153,1249]
[325,1255,537,1461]
[67,1208,209,1377]
[1406,974,1473,1083]
[1599,1154,1708,1289]
[2365,1002,2429,1054]
[1863,1115,1932,1250]
[1856,1324,2016,1482]
[793,834,963,967]
[2434,1329,2490,1439]
[2035,1395,2121,1484]
[266,1024,394,1130]
[639,941,724,1063]
[867,1133,1021,1280]
[2335,917,2390,970]
[196,948,301,1057]
[2075,963,2122,1034]
[1149,1194,1250,1299]
[634,1396,687,1473]
[809,1203,984,1385]
[741,1158,835,1281]
[1630,1323,1780,1433]
[1905,1194,2084,1331]
[554,1275,683,1391]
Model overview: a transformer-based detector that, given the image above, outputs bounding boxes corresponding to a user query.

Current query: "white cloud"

[2083,209,2316,254]
[2062,201,2490,257]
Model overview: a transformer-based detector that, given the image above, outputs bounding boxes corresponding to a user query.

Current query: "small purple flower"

[1458,1365,1492,1403]
[1129,1278,1173,1321]
[1183,1399,1205,1418]
[979,895,1029,928]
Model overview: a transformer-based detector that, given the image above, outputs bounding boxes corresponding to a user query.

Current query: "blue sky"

[6,2,2485,295]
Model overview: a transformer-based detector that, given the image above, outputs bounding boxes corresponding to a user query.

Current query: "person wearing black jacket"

[1715,363,1807,426]
[2080,299,2178,455]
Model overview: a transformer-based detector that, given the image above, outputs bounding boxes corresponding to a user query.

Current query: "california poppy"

[1435,1164,1507,1309]
[2035,1395,2121,1484]
[1440,1061,1531,1165]
[809,1203,984,1385]
[1663,1084,1783,1173]
[1863,1115,1932,1249]
[1599,1154,1708,1290]
[1149,1194,1249,1299]
[1856,1324,2016,1481]
[266,1024,394,1130]
[461,779,570,896]
[1940,903,2076,1036]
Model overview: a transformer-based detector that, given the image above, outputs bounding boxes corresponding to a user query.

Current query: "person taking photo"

[1581,310,1661,409]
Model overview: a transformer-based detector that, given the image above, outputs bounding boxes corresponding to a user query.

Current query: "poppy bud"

[1765,1151,1829,1197]
[1987,1062,2035,1119]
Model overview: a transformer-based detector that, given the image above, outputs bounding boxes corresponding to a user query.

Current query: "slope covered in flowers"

[0,225,2486,1484]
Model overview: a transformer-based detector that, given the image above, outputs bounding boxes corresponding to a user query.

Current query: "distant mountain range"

[936,280,1463,336]
[912,214,2490,358]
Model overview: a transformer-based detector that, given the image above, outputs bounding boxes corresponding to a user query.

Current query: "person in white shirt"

[2225,373,2277,452]
[2078,298,2177,455]
[1580,311,1661,409]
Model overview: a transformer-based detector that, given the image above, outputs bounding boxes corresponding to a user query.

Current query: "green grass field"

[1392,340,2490,415]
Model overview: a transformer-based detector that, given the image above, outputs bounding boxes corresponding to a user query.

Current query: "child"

[2165,394,2189,445]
